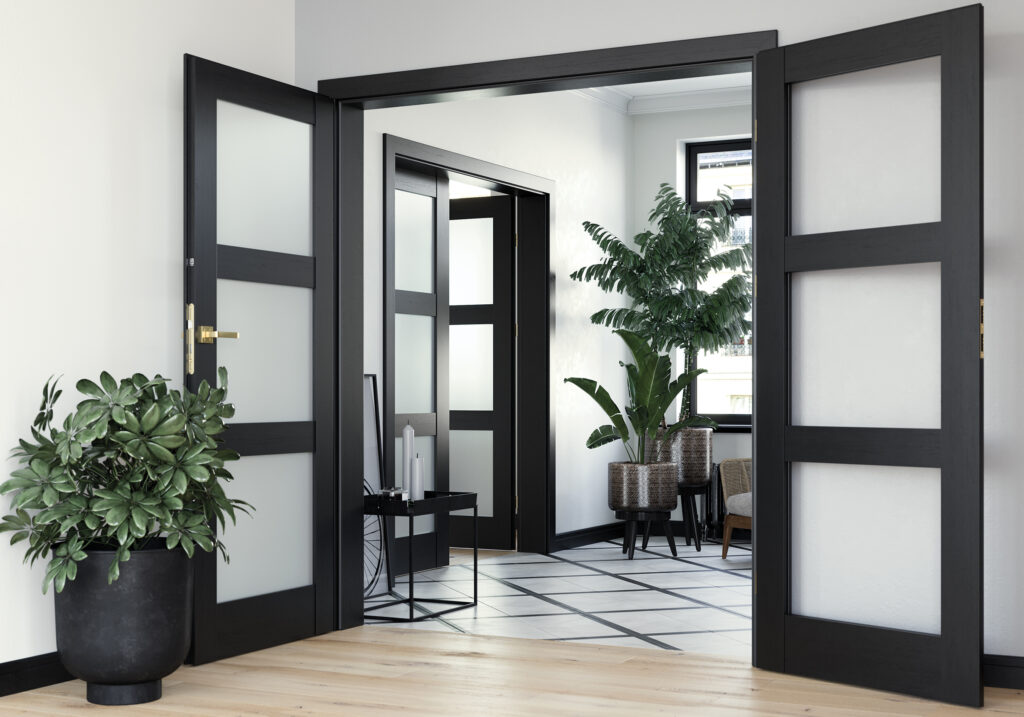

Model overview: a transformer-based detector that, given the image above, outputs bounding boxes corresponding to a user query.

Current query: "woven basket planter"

[607,462,678,511]
[654,427,713,486]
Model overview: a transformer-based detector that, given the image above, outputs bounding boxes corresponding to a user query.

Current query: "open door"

[754,5,982,706]
[184,56,337,663]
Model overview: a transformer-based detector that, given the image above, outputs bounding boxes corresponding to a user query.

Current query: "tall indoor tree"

[570,182,751,419]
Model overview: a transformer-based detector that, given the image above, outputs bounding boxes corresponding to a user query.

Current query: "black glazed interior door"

[448,195,514,550]
[754,6,982,705]
[185,55,336,663]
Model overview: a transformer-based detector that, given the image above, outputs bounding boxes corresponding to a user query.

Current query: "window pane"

[791,57,941,235]
[450,430,493,518]
[395,190,434,293]
[695,215,752,417]
[791,262,940,428]
[218,453,313,603]
[216,100,312,256]
[449,218,493,305]
[394,314,435,414]
[791,462,941,634]
[449,324,493,411]
[696,148,752,202]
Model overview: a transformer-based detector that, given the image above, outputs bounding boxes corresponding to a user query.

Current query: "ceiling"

[577,72,752,115]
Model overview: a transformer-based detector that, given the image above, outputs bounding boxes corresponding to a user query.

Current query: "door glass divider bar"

[217,245,315,288]
[222,421,315,456]
[784,427,942,467]
[394,413,437,437]
[395,290,437,316]
[450,305,494,324]
[784,223,942,272]
[450,411,494,431]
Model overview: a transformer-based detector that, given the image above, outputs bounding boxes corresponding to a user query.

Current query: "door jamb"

[321,31,780,631]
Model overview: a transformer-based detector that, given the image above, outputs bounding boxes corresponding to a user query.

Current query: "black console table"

[363,490,477,622]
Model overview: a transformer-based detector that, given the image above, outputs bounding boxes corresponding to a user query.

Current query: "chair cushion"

[725,491,752,517]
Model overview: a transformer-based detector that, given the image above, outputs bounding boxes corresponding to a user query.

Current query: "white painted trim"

[572,87,631,114]
[627,87,751,114]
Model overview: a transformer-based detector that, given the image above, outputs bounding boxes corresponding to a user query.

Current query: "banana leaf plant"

[0,368,248,593]
[565,329,714,464]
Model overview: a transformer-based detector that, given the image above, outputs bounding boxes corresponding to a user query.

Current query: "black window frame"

[685,138,753,432]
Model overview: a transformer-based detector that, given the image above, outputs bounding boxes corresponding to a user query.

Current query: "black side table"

[363,490,478,622]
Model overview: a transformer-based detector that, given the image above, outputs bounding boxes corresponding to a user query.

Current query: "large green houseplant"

[0,368,247,705]
[571,183,751,488]
[570,182,751,422]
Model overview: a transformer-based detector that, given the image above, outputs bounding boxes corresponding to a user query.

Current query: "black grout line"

[453,564,681,651]
[547,547,751,622]
[602,540,753,580]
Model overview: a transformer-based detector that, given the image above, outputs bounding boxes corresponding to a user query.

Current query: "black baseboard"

[549,522,623,551]
[0,651,70,698]
[983,654,1024,690]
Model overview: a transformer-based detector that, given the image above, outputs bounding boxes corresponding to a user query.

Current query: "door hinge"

[515,323,519,338]
[980,297,985,359]
[515,232,518,248]
[186,257,195,267]
[753,274,757,299]
[754,118,757,143]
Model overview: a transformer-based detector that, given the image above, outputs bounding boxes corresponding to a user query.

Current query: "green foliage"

[0,369,248,593]
[565,330,713,463]
[570,183,751,418]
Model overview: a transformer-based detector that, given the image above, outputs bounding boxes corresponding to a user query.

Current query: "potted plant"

[565,329,707,516]
[0,368,247,706]
[570,183,751,483]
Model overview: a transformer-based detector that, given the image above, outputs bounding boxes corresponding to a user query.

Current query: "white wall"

[296,0,1024,656]
[363,92,633,534]
[0,0,296,664]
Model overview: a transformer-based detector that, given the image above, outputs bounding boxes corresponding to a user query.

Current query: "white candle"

[401,423,415,490]
[411,453,424,500]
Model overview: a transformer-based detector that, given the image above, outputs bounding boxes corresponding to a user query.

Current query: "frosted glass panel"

[791,462,940,633]
[217,279,312,423]
[395,314,434,414]
[791,57,940,235]
[393,437,436,537]
[450,431,493,517]
[218,453,313,603]
[217,100,312,256]
[450,325,493,411]
[450,218,493,305]
[791,262,940,428]
[395,191,434,293]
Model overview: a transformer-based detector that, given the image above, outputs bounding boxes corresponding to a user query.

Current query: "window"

[684,139,752,430]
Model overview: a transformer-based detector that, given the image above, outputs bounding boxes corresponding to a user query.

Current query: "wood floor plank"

[1,627,1023,715]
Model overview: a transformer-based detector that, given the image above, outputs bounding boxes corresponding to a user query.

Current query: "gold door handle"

[198,326,240,344]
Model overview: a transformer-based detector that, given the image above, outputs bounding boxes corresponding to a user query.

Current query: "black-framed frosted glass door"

[448,194,514,550]
[754,6,982,706]
[386,164,450,572]
[185,55,336,663]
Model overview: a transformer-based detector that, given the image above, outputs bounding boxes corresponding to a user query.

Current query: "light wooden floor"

[3,627,1024,716]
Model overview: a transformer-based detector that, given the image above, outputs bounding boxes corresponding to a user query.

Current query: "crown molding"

[573,86,631,114]
[627,86,751,114]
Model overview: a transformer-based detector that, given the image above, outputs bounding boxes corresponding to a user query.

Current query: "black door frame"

[184,55,337,663]
[321,30,779,632]
[754,6,982,706]
[385,135,547,565]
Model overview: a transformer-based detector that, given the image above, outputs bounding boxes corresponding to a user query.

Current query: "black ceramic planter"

[54,539,192,706]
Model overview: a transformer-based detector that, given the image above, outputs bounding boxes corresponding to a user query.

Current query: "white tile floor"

[365,536,753,659]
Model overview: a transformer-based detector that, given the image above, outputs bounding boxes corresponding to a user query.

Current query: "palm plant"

[565,330,708,463]
[570,182,751,419]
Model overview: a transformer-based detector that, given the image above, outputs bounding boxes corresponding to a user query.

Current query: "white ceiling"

[577,72,752,115]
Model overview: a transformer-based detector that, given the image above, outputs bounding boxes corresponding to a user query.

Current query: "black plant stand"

[363,491,478,622]
[615,510,677,559]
